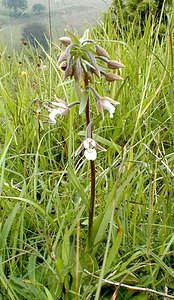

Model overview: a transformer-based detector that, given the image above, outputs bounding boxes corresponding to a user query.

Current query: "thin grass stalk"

[168,9,174,145]
[75,220,80,299]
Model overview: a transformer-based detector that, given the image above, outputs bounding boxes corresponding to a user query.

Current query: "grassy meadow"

[0,0,111,50]
[0,2,174,300]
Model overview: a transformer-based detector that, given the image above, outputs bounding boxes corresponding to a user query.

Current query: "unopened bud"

[64,57,74,79]
[64,64,73,80]
[107,60,125,69]
[58,51,68,64]
[74,57,83,82]
[96,45,110,58]
[86,51,100,78]
[103,72,124,82]
[59,36,72,47]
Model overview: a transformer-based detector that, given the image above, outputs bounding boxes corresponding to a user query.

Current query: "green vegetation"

[2,0,28,15]
[31,3,46,15]
[21,22,49,51]
[110,0,173,35]
[0,1,174,299]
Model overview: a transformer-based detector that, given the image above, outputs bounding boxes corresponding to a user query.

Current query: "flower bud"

[58,51,68,64]
[59,36,72,46]
[64,64,73,80]
[74,57,83,82]
[64,57,74,79]
[103,72,124,82]
[86,51,100,78]
[96,45,110,58]
[107,60,125,69]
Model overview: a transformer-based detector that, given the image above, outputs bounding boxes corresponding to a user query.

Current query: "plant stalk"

[84,74,96,249]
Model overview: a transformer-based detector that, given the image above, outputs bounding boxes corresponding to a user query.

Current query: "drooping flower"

[97,96,120,119]
[44,100,69,124]
[75,137,106,161]
[84,138,97,161]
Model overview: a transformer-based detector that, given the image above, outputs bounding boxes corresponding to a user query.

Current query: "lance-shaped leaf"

[79,91,89,114]
[75,84,89,114]
[79,29,89,44]
[65,30,80,45]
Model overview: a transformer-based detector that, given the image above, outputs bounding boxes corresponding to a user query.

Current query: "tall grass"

[0,3,174,299]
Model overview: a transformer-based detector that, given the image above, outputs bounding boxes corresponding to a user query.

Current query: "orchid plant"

[44,30,124,248]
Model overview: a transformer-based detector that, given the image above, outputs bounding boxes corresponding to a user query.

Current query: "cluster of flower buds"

[58,31,124,83]
[40,31,125,161]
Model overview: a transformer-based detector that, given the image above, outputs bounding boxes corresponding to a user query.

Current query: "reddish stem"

[84,73,96,249]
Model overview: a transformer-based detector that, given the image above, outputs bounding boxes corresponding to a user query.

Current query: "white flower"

[97,96,120,119]
[84,148,97,161]
[84,138,97,161]
[45,100,69,124]
[75,137,106,161]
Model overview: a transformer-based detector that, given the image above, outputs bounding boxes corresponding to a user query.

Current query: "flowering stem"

[84,74,95,249]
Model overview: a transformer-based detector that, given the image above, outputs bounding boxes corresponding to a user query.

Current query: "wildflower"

[97,96,120,119]
[84,138,97,161]
[44,100,69,124]
[20,71,27,76]
[75,137,106,161]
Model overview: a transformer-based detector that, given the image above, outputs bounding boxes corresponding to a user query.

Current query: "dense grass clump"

[0,3,174,299]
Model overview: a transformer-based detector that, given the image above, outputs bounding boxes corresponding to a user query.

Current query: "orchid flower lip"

[75,137,106,161]
[84,148,97,161]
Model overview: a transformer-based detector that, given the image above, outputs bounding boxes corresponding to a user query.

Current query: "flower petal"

[101,100,115,117]
[84,138,96,149]
[50,102,67,108]
[84,149,97,161]
[49,109,61,124]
